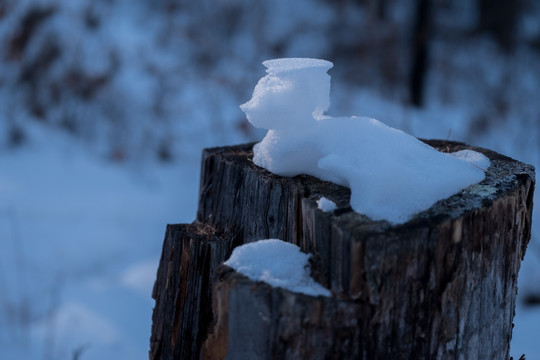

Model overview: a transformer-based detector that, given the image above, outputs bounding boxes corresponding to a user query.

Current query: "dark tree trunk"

[477,0,521,52]
[150,141,534,359]
[368,0,387,21]
[409,0,432,107]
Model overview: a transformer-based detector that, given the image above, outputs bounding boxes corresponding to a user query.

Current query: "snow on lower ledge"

[224,239,331,297]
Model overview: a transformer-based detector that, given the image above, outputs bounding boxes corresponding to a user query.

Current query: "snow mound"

[241,58,490,224]
[224,239,331,297]
[317,197,337,212]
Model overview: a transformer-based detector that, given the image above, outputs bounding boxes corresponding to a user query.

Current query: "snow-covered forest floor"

[1,0,539,359]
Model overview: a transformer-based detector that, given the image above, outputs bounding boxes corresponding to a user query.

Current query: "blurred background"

[0,0,539,359]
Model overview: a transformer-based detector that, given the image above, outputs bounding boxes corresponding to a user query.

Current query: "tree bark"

[149,224,241,360]
[202,264,367,360]
[151,140,534,359]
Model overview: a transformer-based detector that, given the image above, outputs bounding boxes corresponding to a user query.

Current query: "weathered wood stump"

[149,224,240,359]
[202,264,367,360]
[150,140,534,360]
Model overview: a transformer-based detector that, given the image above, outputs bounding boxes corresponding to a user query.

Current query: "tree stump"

[150,140,535,360]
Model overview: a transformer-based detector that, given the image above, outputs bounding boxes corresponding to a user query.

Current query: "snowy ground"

[0,122,202,359]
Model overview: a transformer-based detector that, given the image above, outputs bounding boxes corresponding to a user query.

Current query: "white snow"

[0,122,200,360]
[317,197,337,212]
[224,239,331,297]
[241,58,489,224]
[120,260,160,296]
[240,58,333,130]
[450,149,491,171]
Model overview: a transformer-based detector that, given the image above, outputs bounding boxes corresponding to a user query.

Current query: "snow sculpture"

[241,58,490,224]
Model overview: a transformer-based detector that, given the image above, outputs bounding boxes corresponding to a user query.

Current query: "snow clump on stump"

[241,58,490,224]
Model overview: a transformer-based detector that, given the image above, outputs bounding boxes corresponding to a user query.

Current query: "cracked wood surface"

[150,141,534,360]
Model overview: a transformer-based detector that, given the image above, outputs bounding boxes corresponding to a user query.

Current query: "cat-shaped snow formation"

[241,58,489,224]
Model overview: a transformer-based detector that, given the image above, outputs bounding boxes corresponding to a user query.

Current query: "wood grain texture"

[150,224,240,360]
[151,140,535,359]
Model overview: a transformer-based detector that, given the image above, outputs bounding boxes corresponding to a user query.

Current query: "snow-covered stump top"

[241,58,490,224]
[151,59,535,360]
